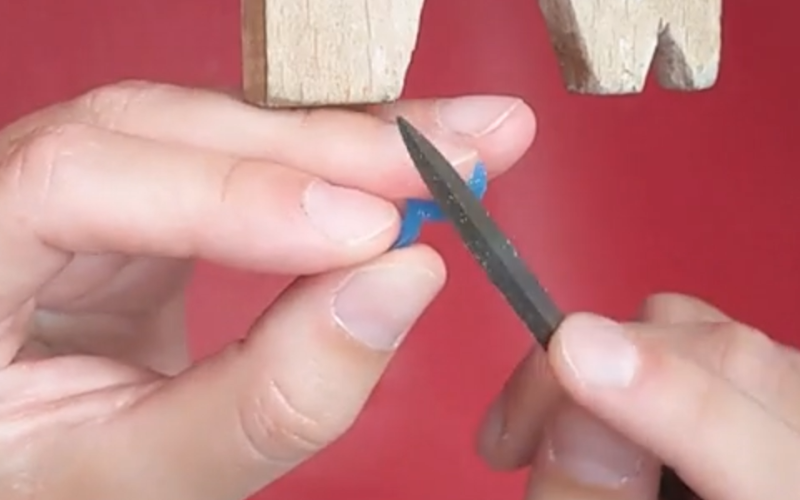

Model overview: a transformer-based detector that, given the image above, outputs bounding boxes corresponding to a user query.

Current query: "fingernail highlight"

[437,96,520,137]
[303,180,398,245]
[332,264,443,350]
[559,313,639,387]
[545,406,644,488]
[420,138,477,175]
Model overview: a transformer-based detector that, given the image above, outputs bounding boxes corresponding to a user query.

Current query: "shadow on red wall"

[2,1,799,498]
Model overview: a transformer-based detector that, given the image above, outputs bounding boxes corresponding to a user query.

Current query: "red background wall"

[1,1,797,498]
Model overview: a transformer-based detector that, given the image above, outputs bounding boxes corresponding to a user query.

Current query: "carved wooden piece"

[242,0,425,107]
[538,0,722,94]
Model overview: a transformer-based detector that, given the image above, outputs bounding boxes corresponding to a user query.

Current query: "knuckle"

[215,156,309,212]
[693,322,800,423]
[75,80,165,127]
[640,292,708,322]
[646,292,693,306]
[1,124,91,206]
[707,321,786,395]
[712,322,773,378]
[639,293,685,321]
[237,377,351,465]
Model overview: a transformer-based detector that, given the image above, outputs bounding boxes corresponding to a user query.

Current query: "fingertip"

[548,313,641,397]
[476,347,563,472]
[379,243,448,289]
[262,244,447,356]
[475,398,510,469]
[373,96,536,193]
[476,98,537,178]
[525,404,662,500]
[487,98,536,141]
[300,178,402,256]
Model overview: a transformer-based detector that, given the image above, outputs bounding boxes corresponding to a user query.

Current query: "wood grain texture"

[538,0,722,94]
[242,0,425,107]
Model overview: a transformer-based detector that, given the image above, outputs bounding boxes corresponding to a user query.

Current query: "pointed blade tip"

[396,116,414,132]
[396,116,413,136]
[395,116,422,152]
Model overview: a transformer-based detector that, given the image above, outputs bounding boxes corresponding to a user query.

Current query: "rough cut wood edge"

[242,0,266,105]
[538,0,722,94]
[241,0,426,108]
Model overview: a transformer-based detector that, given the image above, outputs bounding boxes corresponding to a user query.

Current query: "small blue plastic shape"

[393,162,488,248]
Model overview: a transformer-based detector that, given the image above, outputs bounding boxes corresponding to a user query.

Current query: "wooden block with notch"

[242,0,426,107]
[538,0,722,94]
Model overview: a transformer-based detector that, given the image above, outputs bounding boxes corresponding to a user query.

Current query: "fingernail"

[332,264,443,351]
[303,180,398,245]
[545,407,644,487]
[559,313,639,387]
[436,96,520,137]
[384,119,478,179]
[478,398,507,449]
[432,142,479,175]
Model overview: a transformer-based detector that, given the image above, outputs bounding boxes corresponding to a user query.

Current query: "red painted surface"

[2,1,798,498]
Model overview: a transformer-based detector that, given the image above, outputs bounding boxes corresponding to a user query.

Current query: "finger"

[478,353,662,499]
[549,313,800,500]
[477,346,564,470]
[639,292,731,324]
[636,294,800,427]
[636,294,734,500]
[478,294,763,474]
[647,321,800,429]
[98,245,445,500]
[8,82,536,199]
[478,293,736,471]
[2,124,400,270]
[368,96,534,186]
[480,293,743,496]
[0,124,400,360]
[525,404,662,500]
[505,294,713,498]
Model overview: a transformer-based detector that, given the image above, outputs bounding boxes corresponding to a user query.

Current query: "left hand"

[477,293,800,500]
[0,82,536,500]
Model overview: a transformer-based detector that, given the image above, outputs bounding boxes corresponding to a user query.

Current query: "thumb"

[100,246,445,500]
[547,313,799,500]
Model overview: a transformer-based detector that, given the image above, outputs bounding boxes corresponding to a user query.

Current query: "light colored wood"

[242,0,426,107]
[538,0,722,94]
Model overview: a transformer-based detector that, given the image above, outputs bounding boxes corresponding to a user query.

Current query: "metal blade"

[397,117,563,347]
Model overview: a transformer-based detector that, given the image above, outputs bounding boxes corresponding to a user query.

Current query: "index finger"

[0,123,401,365]
[6,82,536,200]
[550,313,800,500]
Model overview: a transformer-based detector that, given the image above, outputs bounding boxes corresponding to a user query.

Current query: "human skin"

[0,81,534,499]
[478,292,800,500]
[5,80,793,500]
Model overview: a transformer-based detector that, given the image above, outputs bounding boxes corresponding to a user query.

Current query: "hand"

[478,293,800,500]
[0,81,536,500]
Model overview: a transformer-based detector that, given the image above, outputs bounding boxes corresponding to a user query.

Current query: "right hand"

[479,293,800,500]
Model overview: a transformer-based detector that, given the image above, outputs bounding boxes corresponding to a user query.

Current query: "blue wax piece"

[393,162,488,248]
